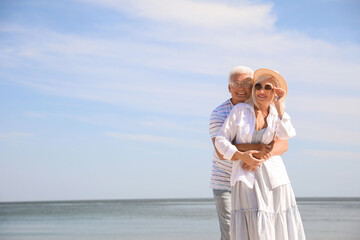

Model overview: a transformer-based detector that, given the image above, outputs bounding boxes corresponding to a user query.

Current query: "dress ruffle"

[231,205,305,240]
[230,165,306,240]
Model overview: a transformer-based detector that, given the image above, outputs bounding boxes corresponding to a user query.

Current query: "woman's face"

[254,79,276,106]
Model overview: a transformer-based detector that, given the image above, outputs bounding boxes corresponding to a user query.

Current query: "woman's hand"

[242,141,274,171]
[274,87,286,103]
[273,87,286,119]
[233,150,265,172]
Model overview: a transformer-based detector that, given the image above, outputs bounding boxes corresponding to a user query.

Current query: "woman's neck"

[255,104,270,114]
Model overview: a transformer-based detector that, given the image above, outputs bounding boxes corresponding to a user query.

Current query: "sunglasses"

[254,83,273,91]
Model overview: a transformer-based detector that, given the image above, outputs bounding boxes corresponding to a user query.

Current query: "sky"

[0,0,359,202]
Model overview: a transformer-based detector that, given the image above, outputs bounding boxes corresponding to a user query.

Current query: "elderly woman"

[215,69,305,240]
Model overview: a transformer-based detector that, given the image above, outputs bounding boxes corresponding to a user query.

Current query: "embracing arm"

[212,138,262,160]
[271,137,288,156]
[214,135,263,165]
[214,107,265,169]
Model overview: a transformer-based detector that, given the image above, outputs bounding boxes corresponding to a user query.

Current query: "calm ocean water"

[0,198,359,240]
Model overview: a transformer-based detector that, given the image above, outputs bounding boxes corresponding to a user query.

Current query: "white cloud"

[2,23,358,119]
[105,132,180,143]
[303,149,360,159]
[294,120,359,146]
[1,0,359,150]
[140,119,204,133]
[24,112,47,118]
[81,0,275,29]
[1,0,360,201]
[0,132,32,141]
[285,95,359,146]
[105,131,208,149]
[22,111,207,135]
[288,95,360,116]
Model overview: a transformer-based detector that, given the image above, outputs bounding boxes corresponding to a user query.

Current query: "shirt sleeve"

[209,109,224,138]
[215,107,239,160]
[276,112,296,139]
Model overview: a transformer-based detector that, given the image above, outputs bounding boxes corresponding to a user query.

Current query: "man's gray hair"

[228,66,254,84]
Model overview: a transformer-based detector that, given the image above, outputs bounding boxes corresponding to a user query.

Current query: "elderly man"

[209,66,289,240]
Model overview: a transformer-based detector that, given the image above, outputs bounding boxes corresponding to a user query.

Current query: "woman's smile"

[257,93,267,99]
[256,92,272,102]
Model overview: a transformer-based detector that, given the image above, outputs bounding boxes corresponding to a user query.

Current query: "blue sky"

[1,0,359,202]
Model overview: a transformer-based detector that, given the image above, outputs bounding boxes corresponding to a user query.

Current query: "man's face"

[228,73,253,104]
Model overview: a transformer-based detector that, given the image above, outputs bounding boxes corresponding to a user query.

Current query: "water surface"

[1,198,359,240]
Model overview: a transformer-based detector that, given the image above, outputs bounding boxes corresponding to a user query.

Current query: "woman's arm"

[274,87,286,119]
[273,87,296,139]
[215,107,265,169]
[276,113,296,139]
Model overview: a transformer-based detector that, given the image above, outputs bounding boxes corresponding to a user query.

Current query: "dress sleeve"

[215,107,240,160]
[276,112,296,139]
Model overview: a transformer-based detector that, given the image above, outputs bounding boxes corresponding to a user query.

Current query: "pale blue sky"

[1,0,359,202]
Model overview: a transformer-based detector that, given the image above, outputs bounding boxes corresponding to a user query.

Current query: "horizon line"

[1,196,360,204]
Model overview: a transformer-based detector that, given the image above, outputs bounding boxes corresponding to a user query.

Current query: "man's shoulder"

[212,99,232,114]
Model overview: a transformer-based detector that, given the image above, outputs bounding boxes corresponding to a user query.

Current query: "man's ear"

[228,84,231,93]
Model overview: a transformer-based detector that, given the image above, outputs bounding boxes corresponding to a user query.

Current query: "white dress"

[230,128,306,240]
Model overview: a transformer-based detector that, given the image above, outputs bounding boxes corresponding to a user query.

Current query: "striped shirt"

[209,99,234,191]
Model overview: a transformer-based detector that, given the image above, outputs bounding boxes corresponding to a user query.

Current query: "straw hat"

[253,68,288,94]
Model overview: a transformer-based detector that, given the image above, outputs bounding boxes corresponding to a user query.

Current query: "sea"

[0,198,359,240]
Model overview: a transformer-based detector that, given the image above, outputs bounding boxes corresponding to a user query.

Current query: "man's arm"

[211,138,262,160]
[271,137,288,156]
[241,137,289,171]
[212,135,288,161]
[212,138,226,159]
[251,137,288,159]
[213,137,265,170]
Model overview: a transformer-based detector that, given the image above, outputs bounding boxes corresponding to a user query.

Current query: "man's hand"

[242,141,274,172]
[252,141,274,160]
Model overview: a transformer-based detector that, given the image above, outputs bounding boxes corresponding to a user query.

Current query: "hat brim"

[253,68,288,94]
